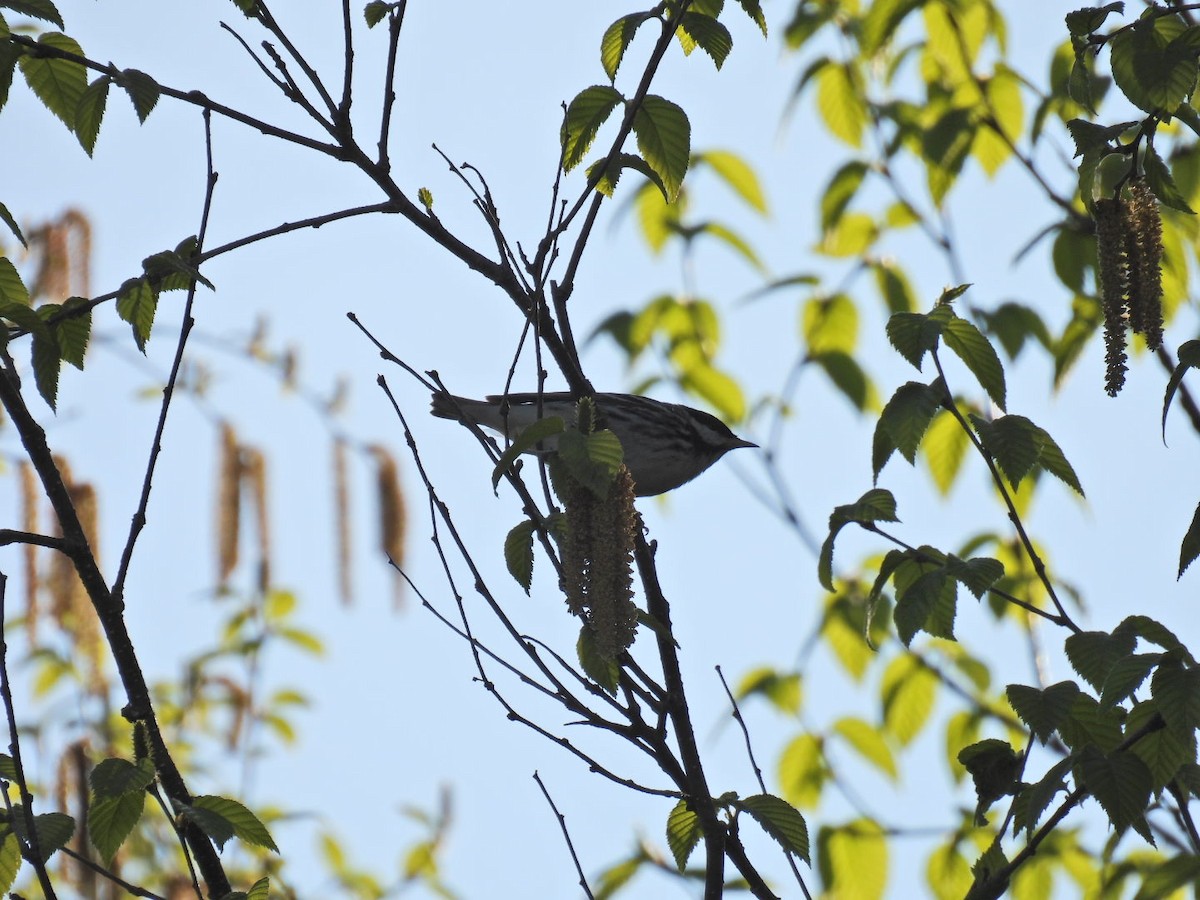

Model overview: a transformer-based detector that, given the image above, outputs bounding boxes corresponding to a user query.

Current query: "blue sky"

[1,2,1197,897]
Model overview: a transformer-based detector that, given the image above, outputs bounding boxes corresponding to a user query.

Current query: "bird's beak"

[734,438,758,449]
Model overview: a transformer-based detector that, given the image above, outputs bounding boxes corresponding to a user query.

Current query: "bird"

[430,391,756,496]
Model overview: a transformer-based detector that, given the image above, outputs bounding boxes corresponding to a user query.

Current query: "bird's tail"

[430,392,478,422]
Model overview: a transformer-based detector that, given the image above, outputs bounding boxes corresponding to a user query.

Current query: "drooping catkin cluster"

[215,422,273,594]
[556,463,639,660]
[1094,179,1165,396]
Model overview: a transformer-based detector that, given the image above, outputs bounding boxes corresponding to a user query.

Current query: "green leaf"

[1015,756,1072,837]
[2,0,64,27]
[115,277,156,352]
[1059,692,1124,753]
[17,32,85,131]
[665,799,702,871]
[696,150,767,213]
[942,316,1006,410]
[141,247,213,292]
[9,808,74,862]
[56,297,90,369]
[1144,143,1195,214]
[632,95,690,202]
[819,160,868,232]
[1065,3,1123,38]
[363,1,388,27]
[1133,856,1200,900]
[817,210,878,256]
[696,221,764,272]
[734,0,767,36]
[489,415,564,490]
[600,14,648,81]
[872,261,917,313]
[1163,340,1200,442]
[971,413,1084,495]
[816,61,865,147]
[246,877,271,900]
[677,12,733,69]
[881,653,936,746]
[1098,653,1160,708]
[576,625,619,695]
[1065,118,1137,158]
[812,351,871,411]
[886,309,945,369]
[874,381,942,475]
[188,795,278,853]
[0,203,25,248]
[817,819,887,900]
[860,0,922,55]
[1065,630,1135,692]
[117,68,159,123]
[740,794,810,863]
[958,739,1021,823]
[944,555,1004,599]
[1115,614,1195,661]
[1007,680,1081,743]
[556,427,623,498]
[89,756,155,799]
[0,831,18,896]
[0,256,29,305]
[832,717,897,779]
[1126,699,1194,791]
[417,186,433,209]
[74,75,108,155]
[1110,14,1198,114]
[31,329,60,410]
[503,520,534,593]
[820,489,899,590]
[1179,502,1200,579]
[1078,747,1152,832]
[736,666,802,715]
[89,790,145,862]
[922,410,970,495]
[679,362,745,421]
[561,85,623,173]
[1150,659,1200,732]
[778,733,827,808]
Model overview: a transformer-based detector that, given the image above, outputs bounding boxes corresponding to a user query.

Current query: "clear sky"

[1,2,1196,898]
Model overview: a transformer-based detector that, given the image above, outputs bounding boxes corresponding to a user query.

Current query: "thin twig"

[533,771,597,900]
[112,108,218,602]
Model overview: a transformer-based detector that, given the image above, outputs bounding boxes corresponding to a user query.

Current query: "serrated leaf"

[363,0,388,27]
[556,427,624,497]
[945,555,1004,599]
[118,68,159,123]
[1133,856,1200,900]
[577,625,619,694]
[874,381,942,474]
[503,520,534,593]
[972,413,1083,495]
[942,316,1006,410]
[600,14,647,81]
[812,351,871,411]
[3,0,64,27]
[17,32,85,130]
[115,277,156,352]
[1006,680,1081,744]
[666,799,702,871]
[74,75,108,155]
[561,85,622,173]
[677,12,732,69]
[1065,2,1124,38]
[893,566,956,645]
[9,808,74,861]
[735,0,767,36]
[0,256,29,305]
[740,794,810,862]
[1060,692,1124,752]
[778,733,826,808]
[958,739,1021,822]
[1015,756,1073,837]
[820,489,899,591]
[0,830,18,895]
[89,790,145,862]
[189,795,278,852]
[1144,143,1195,214]
[1079,747,1152,832]
[31,330,60,410]
[886,310,944,369]
[1164,341,1200,443]
[1150,659,1200,731]
[1115,615,1194,661]
[1098,653,1160,708]
[832,717,897,779]
[1179,502,1200,579]
[488,415,564,489]
[1126,700,1194,791]
[0,203,25,248]
[1065,118,1137,158]
[633,95,690,202]
[1110,15,1198,115]
[56,297,90,368]
[89,757,155,798]
[1065,630,1135,692]
[141,248,213,291]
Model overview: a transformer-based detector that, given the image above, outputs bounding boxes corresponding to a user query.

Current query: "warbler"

[431,391,756,496]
